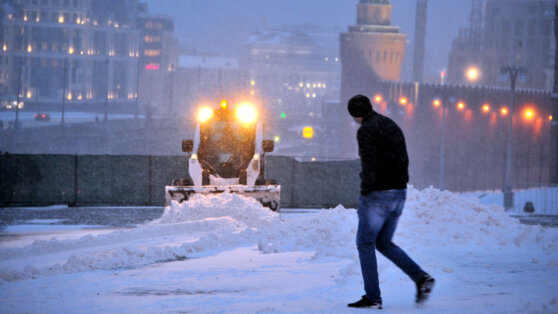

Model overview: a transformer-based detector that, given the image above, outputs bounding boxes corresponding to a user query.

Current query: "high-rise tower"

[413,0,428,82]
[340,0,406,104]
[337,0,406,159]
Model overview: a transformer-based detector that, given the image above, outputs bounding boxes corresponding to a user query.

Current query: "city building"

[242,27,341,121]
[240,27,341,158]
[340,0,407,104]
[176,55,245,120]
[0,0,146,112]
[338,0,407,158]
[447,0,554,90]
[136,14,179,117]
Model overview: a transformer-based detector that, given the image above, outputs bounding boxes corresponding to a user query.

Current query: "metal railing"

[510,184,558,215]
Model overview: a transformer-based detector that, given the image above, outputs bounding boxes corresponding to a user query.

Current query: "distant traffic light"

[280,112,286,118]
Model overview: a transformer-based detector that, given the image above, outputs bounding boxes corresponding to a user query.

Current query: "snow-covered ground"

[1,187,558,313]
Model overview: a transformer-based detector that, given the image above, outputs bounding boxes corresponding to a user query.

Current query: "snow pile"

[154,193,279,228]
[402,188,558,254]
[256,205,358,260]
[1,187,557,282]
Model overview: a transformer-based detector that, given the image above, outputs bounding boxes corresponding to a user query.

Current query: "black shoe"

[348,295,382,309]
[416,273,435,305]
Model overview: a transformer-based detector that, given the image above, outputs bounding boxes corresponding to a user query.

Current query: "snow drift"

[1,187,557,282]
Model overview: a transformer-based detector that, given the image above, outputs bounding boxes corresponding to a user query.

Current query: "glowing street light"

[432,99,441,108]
[501,65,527,210]
[399,97,408,106]
[374,94,383,104]
[457,101,466,110]
[465,66,480,82]
[523,108,535,120]
[500,107,509,116]
[482,104,491,113]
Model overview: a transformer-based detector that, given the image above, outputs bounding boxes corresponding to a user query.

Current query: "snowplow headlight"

[198,107,214,123]
[236,105,257,124]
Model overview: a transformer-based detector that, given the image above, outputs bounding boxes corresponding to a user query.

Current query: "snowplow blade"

[165,185,281,211]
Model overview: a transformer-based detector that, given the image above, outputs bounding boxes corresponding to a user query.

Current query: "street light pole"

[15,62,22,129]
[440,98,446,190]
[438,90,454,190]
[501,65,526,211]
[104,58,109,123]
[169,63,174,118]
[61,57,67,125]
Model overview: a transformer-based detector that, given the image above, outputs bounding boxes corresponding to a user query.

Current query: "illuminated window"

[144,36,161,43]
[144,49,160,57]
[145,63,160,70]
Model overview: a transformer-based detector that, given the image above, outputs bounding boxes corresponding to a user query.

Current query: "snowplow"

[165,100,281,211]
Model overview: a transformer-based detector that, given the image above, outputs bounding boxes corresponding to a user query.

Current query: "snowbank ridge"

[1,188,557,281]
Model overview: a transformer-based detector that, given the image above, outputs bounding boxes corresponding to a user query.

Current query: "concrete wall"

[0,154,360,209]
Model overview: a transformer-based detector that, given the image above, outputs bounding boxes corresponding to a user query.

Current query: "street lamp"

[104,58,109,123]
[465,66,480,83]
[500,65,527,211]
[15,63,22,129]
[61,57,67,125]
[168,63,175,117]
[433,90,455,190]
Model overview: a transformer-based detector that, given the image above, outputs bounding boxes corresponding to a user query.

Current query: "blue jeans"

[356,189,425,303]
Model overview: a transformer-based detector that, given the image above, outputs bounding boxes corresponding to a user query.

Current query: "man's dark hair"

[348,94,373,117]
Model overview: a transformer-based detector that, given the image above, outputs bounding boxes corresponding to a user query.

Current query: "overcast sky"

[144,0,472,80]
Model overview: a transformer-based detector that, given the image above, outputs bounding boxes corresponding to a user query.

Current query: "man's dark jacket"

[357,109,409,195]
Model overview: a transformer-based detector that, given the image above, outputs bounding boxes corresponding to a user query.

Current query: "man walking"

[347,95,435,309]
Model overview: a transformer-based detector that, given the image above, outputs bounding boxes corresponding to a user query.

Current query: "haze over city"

[144,0,472,81]
[1,0,558,312]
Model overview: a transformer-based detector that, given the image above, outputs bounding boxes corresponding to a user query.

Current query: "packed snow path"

[1,188,557,313]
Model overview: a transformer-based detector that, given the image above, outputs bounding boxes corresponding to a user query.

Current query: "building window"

[144,35,161,43]
[514,21,524,36]
[529,5,536,14]
[145,63,160,70]
[144,21,163,30]
[144,49,161,56]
